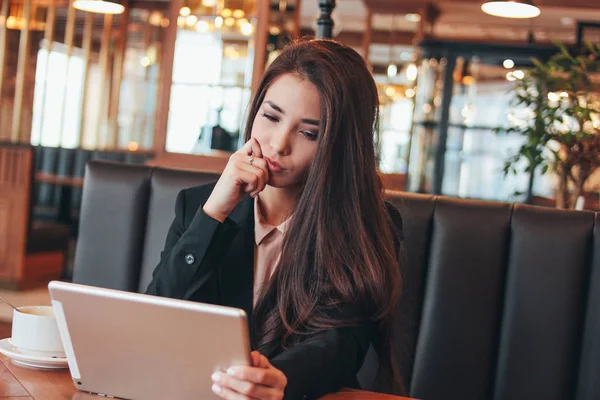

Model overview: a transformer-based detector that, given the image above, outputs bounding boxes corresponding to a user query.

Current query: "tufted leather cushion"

[73,161,600,400]
[72,162,151,291]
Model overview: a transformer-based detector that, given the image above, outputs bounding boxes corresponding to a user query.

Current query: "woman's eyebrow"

[264,100,284,114]
[264,100,319,127]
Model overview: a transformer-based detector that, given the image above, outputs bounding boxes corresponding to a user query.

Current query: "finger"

[248,137,263,158]
[215,374,280,399]
[237,138,263,158]
[254,353,272,369]
[236,162,267,196]
[251,351,261,367]
[212,383,254,400]
[230,154,269,188]
[226,366,285,389]
[232,167,261,194]
[245,158,270,195]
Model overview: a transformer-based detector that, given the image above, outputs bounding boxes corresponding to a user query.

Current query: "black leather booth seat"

[73,161,600,400]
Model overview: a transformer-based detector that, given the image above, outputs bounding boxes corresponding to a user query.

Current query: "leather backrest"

[576,212,600,400]
[73,161,600,400]
[72,161,151,291]
[493,205,593,400]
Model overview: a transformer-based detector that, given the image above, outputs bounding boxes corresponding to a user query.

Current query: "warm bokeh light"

[233,9,245,18]
[547,92,560,102]
[185,15,198,26]
[503,59,515,69]
[406,63,418,82]
[405,13,421,22]
[179,6,191,16]
[127,142,139,151]
[513,70,525,79]
[241,22,253,36]
[196,20,209,32]
[387,64,397,78]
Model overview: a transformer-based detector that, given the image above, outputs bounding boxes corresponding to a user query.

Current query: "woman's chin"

[265,176,300,190]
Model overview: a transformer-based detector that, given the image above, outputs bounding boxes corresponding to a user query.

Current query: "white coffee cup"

[11,305,65,358]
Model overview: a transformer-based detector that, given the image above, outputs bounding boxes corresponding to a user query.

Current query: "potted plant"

[503,43,600,209]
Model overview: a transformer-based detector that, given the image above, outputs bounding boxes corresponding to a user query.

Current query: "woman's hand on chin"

[203,138,270,222]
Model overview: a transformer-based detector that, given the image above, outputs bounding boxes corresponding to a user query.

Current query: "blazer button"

[184,254,195,265]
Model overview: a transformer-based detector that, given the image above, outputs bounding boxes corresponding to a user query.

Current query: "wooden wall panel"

[0,146,32,281]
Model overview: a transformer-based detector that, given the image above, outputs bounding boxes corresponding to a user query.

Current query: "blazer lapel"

[217,195,255,325]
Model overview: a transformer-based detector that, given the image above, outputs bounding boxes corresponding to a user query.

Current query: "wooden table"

[0,354,411,400]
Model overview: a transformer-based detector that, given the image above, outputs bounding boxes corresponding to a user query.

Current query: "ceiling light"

[481,0,540,19]
[74,0,124,14]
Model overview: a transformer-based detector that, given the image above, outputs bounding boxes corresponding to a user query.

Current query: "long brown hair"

[246,39,403,393]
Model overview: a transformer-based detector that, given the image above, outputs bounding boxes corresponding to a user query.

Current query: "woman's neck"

[257,184,300,226]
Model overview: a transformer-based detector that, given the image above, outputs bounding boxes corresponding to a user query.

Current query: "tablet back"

[48,281,251,400]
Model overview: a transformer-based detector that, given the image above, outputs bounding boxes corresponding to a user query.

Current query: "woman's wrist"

[202,200,230,223]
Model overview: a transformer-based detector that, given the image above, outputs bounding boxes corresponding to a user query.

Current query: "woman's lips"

[265,157,284,173]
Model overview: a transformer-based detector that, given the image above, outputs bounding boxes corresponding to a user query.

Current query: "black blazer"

[146,183,403,400]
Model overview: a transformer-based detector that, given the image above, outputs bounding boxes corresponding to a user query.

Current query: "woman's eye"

[262,113,278,122]
[302,131,318,141]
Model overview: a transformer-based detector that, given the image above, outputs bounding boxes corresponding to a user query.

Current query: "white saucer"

[0,338,68,369]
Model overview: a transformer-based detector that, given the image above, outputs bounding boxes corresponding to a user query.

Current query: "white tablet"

[48,281,251,400]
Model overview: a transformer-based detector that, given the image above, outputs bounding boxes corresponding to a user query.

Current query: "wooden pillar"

[78,12,94,147]
[292,0,302,39]
[57,0,76,146]
[153,0,182,155]
[0,0,10,136]
[250,0,269,92]
[11,0,31,142]
[362,8,372,61]
[35,0,56,145]
[96,13,113,148]
[108,2,129,149]
[316,0,335,39]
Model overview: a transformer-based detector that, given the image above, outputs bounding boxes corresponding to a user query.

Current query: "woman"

[146,39,404,400]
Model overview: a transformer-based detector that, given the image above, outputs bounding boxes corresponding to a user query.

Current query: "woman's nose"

[270,128,291,155]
